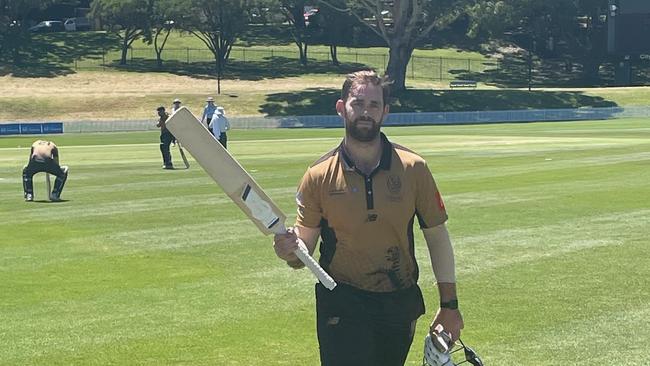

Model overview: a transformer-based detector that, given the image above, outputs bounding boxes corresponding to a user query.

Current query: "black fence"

[69,46,650,87]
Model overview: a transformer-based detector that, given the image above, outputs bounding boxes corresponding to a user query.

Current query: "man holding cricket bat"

[22,139,68,202]
[273,70,463,365]
[156,106,175,169]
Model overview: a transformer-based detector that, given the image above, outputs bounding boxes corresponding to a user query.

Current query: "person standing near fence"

[201,97,217,132]
[209,106,230,148]
[22,139,69,202]
[156,106,174,169]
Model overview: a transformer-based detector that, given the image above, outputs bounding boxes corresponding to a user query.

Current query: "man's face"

[158,109,165,117]
[337,83,388,142]
[173,102,181,107]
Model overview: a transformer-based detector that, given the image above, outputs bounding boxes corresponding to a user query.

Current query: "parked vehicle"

[28,20,64,33]
[63,17,91,32]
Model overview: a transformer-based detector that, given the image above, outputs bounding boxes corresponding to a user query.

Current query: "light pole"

[527,46,533,91]
[216,30,222,95]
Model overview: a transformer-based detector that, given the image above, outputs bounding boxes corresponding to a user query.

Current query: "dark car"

[28,21,64,33]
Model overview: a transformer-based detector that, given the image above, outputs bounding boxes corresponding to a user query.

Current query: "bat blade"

[166,107,284,234]
[165,107,336,289]
[45,173,51,198]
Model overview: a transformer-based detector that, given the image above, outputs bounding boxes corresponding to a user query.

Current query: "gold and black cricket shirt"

[296,133,448,293]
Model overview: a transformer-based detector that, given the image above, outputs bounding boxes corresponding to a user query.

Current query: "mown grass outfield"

[1,119,649,365]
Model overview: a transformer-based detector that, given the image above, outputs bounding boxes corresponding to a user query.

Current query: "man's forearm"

[423,224,456,284]
[437,282,458,303]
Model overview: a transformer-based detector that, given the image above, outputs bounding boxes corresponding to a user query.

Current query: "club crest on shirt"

[387,175,401,195]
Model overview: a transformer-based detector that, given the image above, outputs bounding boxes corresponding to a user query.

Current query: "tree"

[467,0,609,82]
[0,0,59,64]
[178,0,250,94]
[280,0,310,66]
[247,0,278,25]
[150,0,182,68]
[309,0,355,66]
[90,0,153,65]
[318,0,465,93]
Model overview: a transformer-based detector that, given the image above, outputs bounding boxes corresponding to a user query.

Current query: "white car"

[64,17,91,31]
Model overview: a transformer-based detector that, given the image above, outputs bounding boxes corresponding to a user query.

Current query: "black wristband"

[440,299,458,310]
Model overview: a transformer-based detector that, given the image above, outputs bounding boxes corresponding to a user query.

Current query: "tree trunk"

[385,40,414,94]
[12,47,21,65]
[120,37,129,65]
[581,58,602,83]
[330,45,339,66]
[296,41,308,66]
[215,55,223,94]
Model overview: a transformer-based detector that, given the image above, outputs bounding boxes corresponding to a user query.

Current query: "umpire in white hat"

[209,106,231,148]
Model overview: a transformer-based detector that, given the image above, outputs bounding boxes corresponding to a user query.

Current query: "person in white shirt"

[209,106,231,148]
[171,98,182,113]
[201,97,217,131]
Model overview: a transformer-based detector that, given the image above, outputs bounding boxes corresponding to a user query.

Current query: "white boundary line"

[0,137,340,151]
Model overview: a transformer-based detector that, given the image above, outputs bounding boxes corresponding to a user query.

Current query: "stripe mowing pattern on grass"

[1,118,648,365]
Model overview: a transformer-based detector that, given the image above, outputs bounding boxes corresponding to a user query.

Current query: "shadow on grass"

[111,56,368,81]
[237,25,295,47]
[260,88,618,117]
[1,31,120,77]
[450,56,650,88]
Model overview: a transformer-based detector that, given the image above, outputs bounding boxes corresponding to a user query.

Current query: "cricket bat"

[177,143,190,169]
[45,173,51,198]
[165,107,336,290]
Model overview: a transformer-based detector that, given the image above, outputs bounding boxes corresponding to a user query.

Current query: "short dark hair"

[341,70,391,105]
[156,106,165,111]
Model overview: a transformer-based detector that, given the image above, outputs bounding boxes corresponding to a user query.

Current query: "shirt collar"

[339,132,393,173]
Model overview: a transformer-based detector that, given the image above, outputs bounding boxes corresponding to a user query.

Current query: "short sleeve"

[415,161,448,229]
[295,168,322,228]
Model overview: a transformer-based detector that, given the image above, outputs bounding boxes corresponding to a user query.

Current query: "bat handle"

[294,238,337,290]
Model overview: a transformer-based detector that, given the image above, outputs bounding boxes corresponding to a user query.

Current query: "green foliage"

[179,0,251,73]
[90,0,153,64]
[149,0,185,67]
[319,0,474,92]
[0,0,60,63]
[280,0,311,65]
[308,0,357,65]
[467,0,609,80]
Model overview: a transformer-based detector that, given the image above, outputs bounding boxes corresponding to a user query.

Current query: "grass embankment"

[1,72,649,122]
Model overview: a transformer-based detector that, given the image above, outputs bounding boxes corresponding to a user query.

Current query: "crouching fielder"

[22,139,69,202]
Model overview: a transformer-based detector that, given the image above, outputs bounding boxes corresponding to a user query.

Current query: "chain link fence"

[73,46,500,83]
[60,46,650,86]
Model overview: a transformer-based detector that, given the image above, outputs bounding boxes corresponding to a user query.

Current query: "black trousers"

[315,283,425,366]
[218,132,227,149]
[160,130,174,167]
[22,158,68,196]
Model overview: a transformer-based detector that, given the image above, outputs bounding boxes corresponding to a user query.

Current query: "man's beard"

[346,116,381,142]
